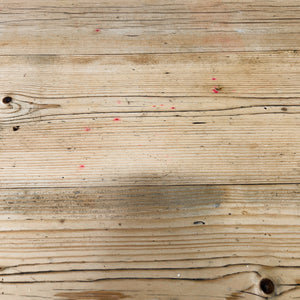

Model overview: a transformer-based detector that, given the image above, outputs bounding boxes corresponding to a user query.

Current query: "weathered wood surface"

[0,1,299,299]
[0,0,299,55]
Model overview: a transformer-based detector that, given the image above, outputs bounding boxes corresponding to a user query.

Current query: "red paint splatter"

[212,88,219,94]
[212,77,217,80]
[117,100,121,104]
[152,105,156,108]
[79,165,85,169]
[160,104,164,106]
[84,127,91,132]
[171,106,175,109]
[95,29,100,32]
[114,118,120,121]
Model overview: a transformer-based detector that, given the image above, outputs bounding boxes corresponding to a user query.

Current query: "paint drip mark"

[84,127,91,132]
[152,105,156,108]
[212,88,219,93]
[95,29,100,32]
[79,165,85,169]
[212,77,217,80]
[114,118,120,121]
[117,100,121,104]
[160,104,164,106]
[171,106,175,110]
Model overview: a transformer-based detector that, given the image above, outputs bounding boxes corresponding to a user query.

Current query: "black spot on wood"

[260,278,275,294]
[193,220,205,225]
[2,96,12,104]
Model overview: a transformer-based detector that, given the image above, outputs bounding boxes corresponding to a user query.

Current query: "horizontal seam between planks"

[0,183,299,190]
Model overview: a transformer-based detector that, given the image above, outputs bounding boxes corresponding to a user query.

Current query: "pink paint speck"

[117,100,121,104]
[79,165,85,169]
[152,105,156,108]
[84,127,91,132]
[212,88,219,94]
[114,118,120,121]
[160,104,164,107]
[95,29,100,32]
[171,106,175,110]
[212,77,217,80]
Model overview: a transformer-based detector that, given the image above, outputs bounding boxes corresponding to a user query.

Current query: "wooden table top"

[0,1,299,299]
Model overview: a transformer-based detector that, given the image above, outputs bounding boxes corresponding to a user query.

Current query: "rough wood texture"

[0,1,299,299]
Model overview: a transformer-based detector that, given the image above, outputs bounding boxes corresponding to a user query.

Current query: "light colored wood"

[0,0,299,299]
[0,51,299,187]
[0,185,299,299]
[0,0,299,55]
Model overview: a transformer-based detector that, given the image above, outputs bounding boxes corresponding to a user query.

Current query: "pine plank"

[0,0,300,299]
[0,51,299,187]
[0,185,299,299]
[0,0,299,55]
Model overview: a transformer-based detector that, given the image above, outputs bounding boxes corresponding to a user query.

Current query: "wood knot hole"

[260,278,275,294]
[2,96,12,104]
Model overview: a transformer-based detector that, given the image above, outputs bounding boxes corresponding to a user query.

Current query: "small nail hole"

[260,278,275,294]
[2,96,12,104]
[13,126,20,131]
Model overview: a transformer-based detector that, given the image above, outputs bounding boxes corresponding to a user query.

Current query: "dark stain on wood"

[0,266,7,272]
[71,56,102,65]
[25,54,101,65]
[0,185,225,216]
[226,291,242,300]
[55,290,130,300]
[127,54,158,65]
[25,55,59,65]
[35,103,61,110]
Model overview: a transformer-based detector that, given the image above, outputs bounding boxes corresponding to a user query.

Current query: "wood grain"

[0,51,299,187]
[0,0,299,299]
[0,0,299,55]
[0,185,299,299]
